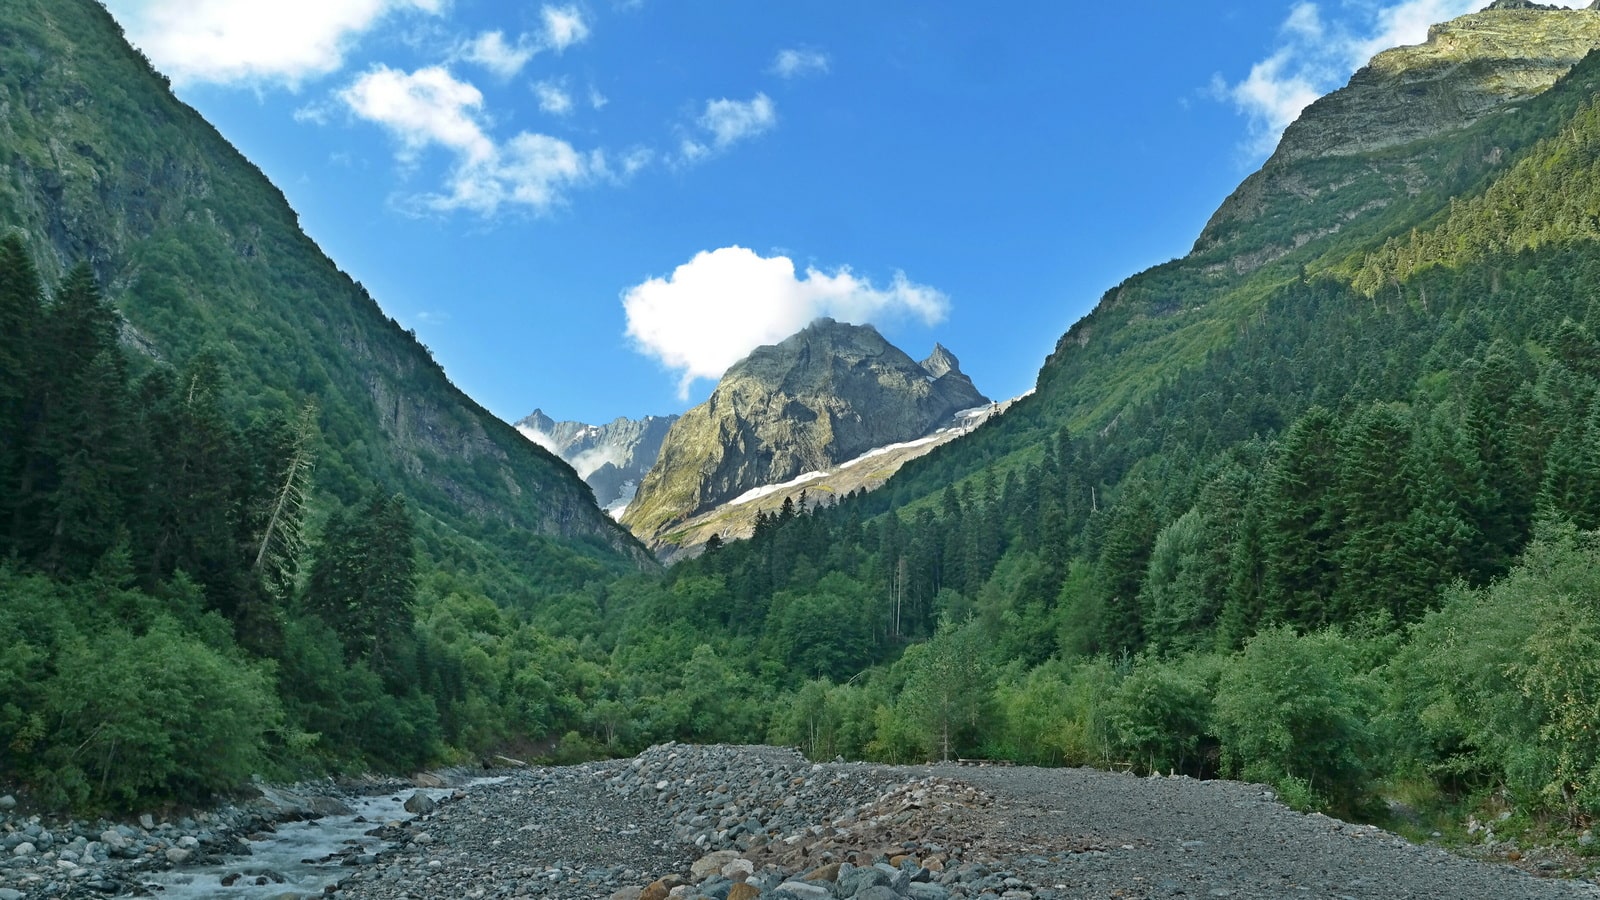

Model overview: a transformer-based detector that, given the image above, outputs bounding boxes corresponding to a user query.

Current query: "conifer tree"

[1261,407,1341,626]
[0,234,42,557]
[304,491,418,666]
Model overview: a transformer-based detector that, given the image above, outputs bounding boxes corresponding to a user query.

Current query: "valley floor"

[331,746,1600,900]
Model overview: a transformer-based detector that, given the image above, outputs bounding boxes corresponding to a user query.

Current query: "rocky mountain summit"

[1194,1,1600,274]
[620,320,989,551]
[516,410,678,518]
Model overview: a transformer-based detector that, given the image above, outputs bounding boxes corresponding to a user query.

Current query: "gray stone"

[774,882,832,900]
[0,889,22,900]
[839,866,891,895]
[691,849,741,880]
[11,842,35,857]
[166,847,193,864]
[0,795,14,810]
[309,795,355,817]
[854,888,903,900]
[403,791,438,815]
[139,814,155,830]
[908,885,952,900]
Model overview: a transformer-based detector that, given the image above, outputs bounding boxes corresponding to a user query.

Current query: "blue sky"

[101,0,1571,426]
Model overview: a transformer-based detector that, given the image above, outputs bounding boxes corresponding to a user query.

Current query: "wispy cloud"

[102,0,444,89]
[771,48,830,79]
[458,30,538,79]
[622,246,949,397]
[339,65,605,214]
[1211,1,1586,157]
[534,79,575,115]
[541,4,592,51]
[680,93,777,162]
[455,4,592,78]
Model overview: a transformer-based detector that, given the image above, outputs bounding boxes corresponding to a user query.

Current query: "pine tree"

[0,234,42,558]
[253,400,318,600]
[25,264,133,573]
[1260,406,1341,626]
[304,491,418,666]
[1329,403,1415,623]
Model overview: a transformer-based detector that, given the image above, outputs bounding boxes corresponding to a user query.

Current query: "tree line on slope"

[0,235,636,811]
[573,230,1600,824]
[11,85,1600,827]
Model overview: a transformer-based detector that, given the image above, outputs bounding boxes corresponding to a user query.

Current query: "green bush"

[37,620,281,809]
[1392,525,1600,819]
[1105,653,1220,776]
[1213,626,1384,812]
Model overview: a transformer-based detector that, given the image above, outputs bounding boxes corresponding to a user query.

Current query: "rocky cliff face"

[621,319,989,549]
[515,410,677,517]
[1194,2,1600,274]
[0,0,648,568]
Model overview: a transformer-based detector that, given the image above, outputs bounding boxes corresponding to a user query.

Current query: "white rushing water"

[138,779,502,899]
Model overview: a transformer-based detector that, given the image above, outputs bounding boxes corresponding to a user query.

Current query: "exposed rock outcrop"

[516,410,678,517]
[621,320,989,551]
[1194,3,1600,273]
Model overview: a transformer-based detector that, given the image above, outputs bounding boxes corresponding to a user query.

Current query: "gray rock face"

[621,319,989,547]
[1195,3,1600,273]
[515,410,678,516]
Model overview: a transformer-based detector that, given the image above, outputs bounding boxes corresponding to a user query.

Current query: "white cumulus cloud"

[622,246,950,397]
[1214,1,1589,157]
[103,0,443,89]
[771,48,831,79]
[701,93,777,146]
[339,65,603,214]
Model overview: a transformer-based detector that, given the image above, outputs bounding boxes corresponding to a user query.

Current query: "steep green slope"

[0,0,648,593]
[870,4,1600,514]
[625,39,1600,817]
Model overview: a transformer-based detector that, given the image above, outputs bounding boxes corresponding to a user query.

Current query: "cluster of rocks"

[601,744,1052,900]
[0,793,266,896]
[0,777,415,898]
[614,848,1047,900]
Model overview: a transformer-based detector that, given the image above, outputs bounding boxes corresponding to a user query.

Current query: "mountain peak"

[621,321,989,549]
[1193,1,1600,272]
[922,343,962,379]
[1484,0,1570,10]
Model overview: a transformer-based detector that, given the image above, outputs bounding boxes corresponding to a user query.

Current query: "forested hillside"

[0,0,647,604]
[528,16,1600,828]
[6,0,1600,844]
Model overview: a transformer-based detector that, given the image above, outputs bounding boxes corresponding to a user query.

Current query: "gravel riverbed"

[335,745,1600,900]
[8,745,1600,900]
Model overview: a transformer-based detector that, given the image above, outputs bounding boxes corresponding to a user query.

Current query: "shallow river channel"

[137,779,501,899]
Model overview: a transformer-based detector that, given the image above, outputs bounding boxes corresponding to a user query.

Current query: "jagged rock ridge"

[514,410,677,518]
[1195,2,1600,274]
[621,319,989,549]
